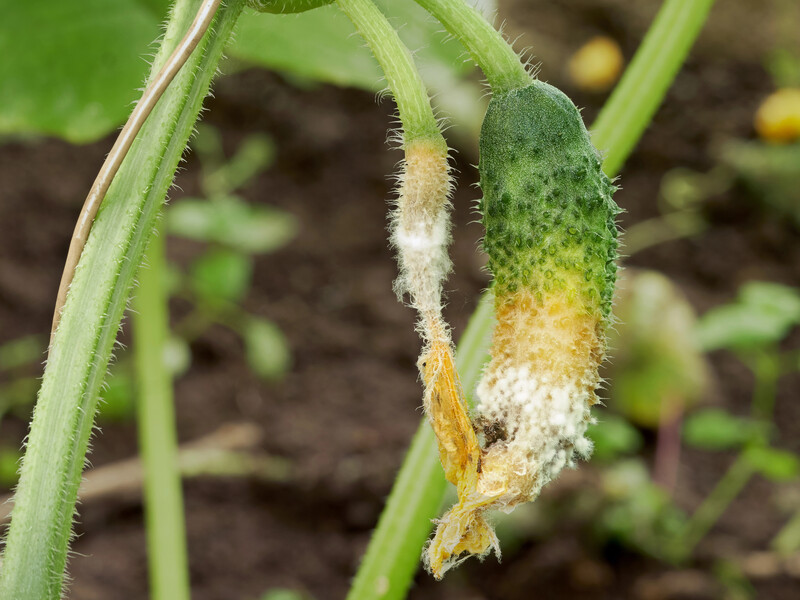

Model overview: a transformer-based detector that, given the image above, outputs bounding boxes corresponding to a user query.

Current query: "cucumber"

[475,80,620,500]
[426,80,620,578]
[480,80,618,318]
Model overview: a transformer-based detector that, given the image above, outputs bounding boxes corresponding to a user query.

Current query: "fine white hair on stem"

[50,0,224,342]
[389,139,454,346]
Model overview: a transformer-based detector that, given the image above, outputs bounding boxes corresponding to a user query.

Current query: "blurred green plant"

[0,128,291,435]
[260,589,313,600]
[167,124,296,380]
[665,281,800,563]
[0,0,487,144]
[608,270,710,429]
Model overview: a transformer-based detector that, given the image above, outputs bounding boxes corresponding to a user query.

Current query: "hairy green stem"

[0,1,245,597]
[413,0,530,95]
[134,230,190,600]
[347,0,716,595]
[592,0,716,176]
[336,0,444,146]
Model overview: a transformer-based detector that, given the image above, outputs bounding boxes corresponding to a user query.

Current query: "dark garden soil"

[1,1,799,598]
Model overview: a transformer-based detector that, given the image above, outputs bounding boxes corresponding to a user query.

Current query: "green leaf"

[740,281,800,319]
[164,336,192,377]
[587,415,643,462]
[683,409,758,450]
[189,248,253,306]
[167,196,297,254]
[230,0,471,92]
[745,446,800,482]
[99,370,135,422]
[232,4,381,90]
[608,270,710,427]
[695,281,800,351]
[260,589,309,600]
[0,335,44,371]
[0,0,170,143]
[243,317,291,381]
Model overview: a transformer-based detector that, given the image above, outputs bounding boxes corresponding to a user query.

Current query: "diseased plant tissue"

[424,81,619,578]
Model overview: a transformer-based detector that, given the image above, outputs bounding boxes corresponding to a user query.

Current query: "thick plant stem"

[592,0,716,176]
[248,0,333,12]
[347,0,716,595]
[414,0,530,95]
[50,0,223,338]
[134,230,190,600]
[0,1,245,597]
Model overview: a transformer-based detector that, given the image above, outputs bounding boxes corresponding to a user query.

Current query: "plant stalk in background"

[134,229,190,600]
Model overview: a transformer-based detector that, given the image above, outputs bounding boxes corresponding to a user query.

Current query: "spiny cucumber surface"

[480,80,619,318]
[426,80,621,578]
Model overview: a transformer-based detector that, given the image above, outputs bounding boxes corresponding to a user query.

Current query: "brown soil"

[1,1,799,599]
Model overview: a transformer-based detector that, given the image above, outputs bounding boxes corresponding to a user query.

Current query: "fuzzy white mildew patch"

[389,141,452,330]
[476,365,595,506]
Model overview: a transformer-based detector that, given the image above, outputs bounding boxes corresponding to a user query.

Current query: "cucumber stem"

[592,0,716,176]
[336,0,445,147]
[0,1,245,597]
[413,0,531,95]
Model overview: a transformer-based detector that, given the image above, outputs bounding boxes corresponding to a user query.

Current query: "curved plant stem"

[134,229,190,600]
[0,1,245,597]
[347,0,716,596]
[336,0,443,146]
[413,0,530,95]
[51,0,222,339]
[592,0,716,176]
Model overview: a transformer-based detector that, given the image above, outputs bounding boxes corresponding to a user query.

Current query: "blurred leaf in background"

[717,140,800,227]
[167,197,296,254]
[243,317,291,381]
[695,281,800,352]
[0,0,170,142]
[594,459,686,556]
[189,248,254,308]
[607,270,711,428]
[0,0,489,144]
[587,415,643,463]
[0,447,22,487]
[683,409,765,451]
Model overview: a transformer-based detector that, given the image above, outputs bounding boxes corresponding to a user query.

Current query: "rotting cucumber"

[425,80,620,578]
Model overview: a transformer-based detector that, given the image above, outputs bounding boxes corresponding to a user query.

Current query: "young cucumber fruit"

[480,80,618,319]
[426,80,620,578]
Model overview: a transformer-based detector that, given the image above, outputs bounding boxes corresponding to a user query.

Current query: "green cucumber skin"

[479,81,620,319]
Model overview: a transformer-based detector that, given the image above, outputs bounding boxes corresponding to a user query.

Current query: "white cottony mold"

[475,364,595,506]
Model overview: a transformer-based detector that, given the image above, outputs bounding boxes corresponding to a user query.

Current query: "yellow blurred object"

[755,88,800,143]
[567,36,624,92]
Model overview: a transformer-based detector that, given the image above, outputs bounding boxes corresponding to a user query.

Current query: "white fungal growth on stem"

[390,139,454,346]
